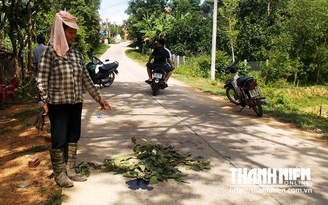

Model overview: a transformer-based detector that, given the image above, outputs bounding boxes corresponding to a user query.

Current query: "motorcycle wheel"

[226,87,241,105]
[102,73,115,87]
[152,83,159,96]
[252,98,263,117]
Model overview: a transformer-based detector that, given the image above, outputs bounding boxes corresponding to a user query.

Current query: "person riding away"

[145,39,175,87]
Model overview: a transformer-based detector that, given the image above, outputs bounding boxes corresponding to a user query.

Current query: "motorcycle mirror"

[226,60,239,73]
[87,51,93,58]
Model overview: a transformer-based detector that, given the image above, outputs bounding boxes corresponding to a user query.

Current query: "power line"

[100,2,128,10]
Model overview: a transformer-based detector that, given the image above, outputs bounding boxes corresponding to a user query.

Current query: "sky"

[99,0,129,25]
[99,0,206,25]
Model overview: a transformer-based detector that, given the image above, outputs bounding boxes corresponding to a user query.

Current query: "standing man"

[33,34,48,104]
[145,39,175,87]
[37,10,112,188]
[33,34,47,71]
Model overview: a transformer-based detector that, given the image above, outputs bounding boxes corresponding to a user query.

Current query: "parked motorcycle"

[223,61,267,117]
[86,54,119,88]
[150,67,167,96]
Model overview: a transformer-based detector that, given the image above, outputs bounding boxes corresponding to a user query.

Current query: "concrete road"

[63,42,328,205]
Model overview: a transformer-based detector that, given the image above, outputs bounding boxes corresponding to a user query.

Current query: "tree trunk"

[316,66,320,85]
[293,70,298,86]
[27,5,33,72]
[231,38,235,62]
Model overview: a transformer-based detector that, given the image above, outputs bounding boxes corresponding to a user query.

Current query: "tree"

[58,0,101,53]
[283,0,328,84]
[264,0,328,85]
[125,0,169,51]
[236,0,278,61]
[218,0,238,61]
[125,0,327,85]
[0,0,54,84]
[0,0,103,92]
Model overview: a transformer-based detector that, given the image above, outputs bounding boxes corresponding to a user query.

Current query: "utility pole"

[106,18,110,38]
[210,0,218,80]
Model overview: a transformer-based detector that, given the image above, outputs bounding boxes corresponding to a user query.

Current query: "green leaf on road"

[96,138,211,184]
[149,176,159,184]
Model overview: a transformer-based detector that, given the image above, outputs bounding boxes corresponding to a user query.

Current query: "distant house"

[114,34,121,43]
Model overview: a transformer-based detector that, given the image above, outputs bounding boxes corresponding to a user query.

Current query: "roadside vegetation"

[126,49,328,139]
[123,0,328,138]
[91,44,110,58]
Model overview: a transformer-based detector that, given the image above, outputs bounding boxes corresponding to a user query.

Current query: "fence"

[244,60,269,71]
[170,56,265,71]
[171,54,186,67]
[141,47,187,67]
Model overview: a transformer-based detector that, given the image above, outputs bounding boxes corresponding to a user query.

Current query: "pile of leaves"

[80,138,210,184]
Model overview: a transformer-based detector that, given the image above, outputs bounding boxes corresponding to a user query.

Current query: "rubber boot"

[49,148,74,188]
[66,143,87,182]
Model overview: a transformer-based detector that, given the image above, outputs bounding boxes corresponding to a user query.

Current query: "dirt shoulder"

[0,102,59,205]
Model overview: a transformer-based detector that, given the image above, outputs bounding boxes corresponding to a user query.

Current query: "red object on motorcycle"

[238,77,257,89]
[248,82,257,89]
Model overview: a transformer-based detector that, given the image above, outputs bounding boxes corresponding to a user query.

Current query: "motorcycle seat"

[99,62,118,72]
[237,77,255,87]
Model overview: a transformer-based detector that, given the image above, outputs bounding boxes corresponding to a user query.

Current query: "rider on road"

[145,39,175,87]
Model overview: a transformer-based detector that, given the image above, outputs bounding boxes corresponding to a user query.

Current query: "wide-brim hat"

[58,10,79,30]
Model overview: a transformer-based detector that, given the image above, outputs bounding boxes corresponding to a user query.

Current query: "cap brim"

[63,21,79,29]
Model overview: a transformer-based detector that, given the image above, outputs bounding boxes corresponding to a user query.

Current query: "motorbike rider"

[145,38,175,87]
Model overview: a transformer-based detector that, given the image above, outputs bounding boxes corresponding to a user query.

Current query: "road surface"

[63,42,328,205]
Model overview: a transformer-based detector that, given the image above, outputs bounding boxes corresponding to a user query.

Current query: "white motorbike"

[224,61,267,117]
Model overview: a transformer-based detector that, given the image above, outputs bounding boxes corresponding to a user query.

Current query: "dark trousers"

[48,103,83,149]
[147,62,173,73]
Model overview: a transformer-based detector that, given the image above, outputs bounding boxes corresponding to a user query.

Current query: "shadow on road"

[73,78,328,204]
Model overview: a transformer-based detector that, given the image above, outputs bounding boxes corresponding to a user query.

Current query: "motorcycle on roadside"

[223,60,268,117]
[86,54,119,88]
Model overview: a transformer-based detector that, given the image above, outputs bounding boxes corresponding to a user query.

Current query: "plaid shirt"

[37,46,102,104]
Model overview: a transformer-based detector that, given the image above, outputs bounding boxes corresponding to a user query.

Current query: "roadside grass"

[173,74,225,96]
[125,49,328,139]
[263,86,328,138]
[43,188,66,205]
[125,49,149,64]
[92,44,110,57]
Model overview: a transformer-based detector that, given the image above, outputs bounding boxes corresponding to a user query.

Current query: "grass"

[125,49,149,64]
[125,49,328,139]
[92,44,110,57]
[173,74,225,96]
[263,86,328,138]
[43,188,66,205]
